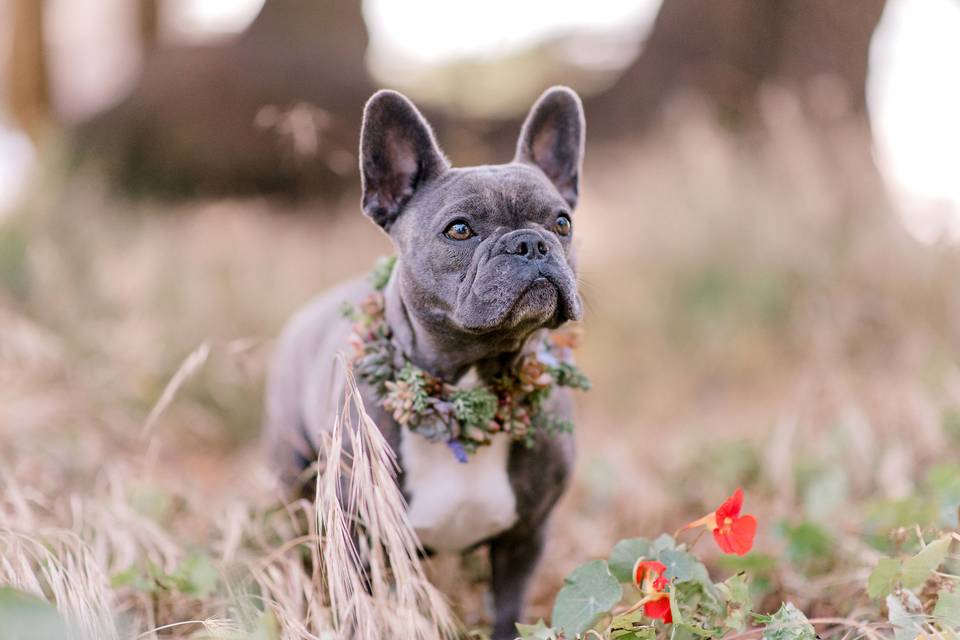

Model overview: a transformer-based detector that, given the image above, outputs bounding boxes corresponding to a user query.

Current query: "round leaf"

[551,560,622,637]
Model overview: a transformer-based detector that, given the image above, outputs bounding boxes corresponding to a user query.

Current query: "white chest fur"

[401,430,518,552]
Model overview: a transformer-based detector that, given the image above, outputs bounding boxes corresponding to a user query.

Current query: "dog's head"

[359,87,584,348]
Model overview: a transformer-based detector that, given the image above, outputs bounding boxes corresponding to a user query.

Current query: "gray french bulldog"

[264,86,586,640]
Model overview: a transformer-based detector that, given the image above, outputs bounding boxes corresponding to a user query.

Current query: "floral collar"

[343,256,590,462]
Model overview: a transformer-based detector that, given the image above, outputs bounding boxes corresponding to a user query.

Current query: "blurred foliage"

[0,218,30,301]
[112,552,219,598]
[943,408,960,447]
[0,588,69,640]
[2,80,959,637]
[776,521,834,575]
[668,264,794,347]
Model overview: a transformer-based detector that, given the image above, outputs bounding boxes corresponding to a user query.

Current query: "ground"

[1,112,958,638]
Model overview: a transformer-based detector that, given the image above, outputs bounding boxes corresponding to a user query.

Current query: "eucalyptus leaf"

[866,557,902,599]
[933,590,960,630]
[886,591,925,640]
[551,560,622,637]
[901,535,951,589]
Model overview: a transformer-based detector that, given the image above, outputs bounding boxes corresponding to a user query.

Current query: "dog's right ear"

[359,90,449,230]
[515,86,585,208]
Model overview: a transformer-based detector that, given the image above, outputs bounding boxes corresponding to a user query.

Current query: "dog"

[265,86,586,639]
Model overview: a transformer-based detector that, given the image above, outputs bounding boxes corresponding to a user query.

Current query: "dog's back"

[263,277,372,490]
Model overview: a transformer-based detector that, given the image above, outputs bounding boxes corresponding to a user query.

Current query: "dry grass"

[1,107,959,637]
[0,340,457,638]
[316,361,458,640]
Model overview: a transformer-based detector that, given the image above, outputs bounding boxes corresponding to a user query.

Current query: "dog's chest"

[401,430,518,552]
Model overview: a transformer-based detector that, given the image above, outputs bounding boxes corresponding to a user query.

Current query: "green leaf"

[515,619,559,640]
[760,603,816,640]
[609,538,652,583]
[612,631,657,640]
[0,221,29,300]
[943,408,960,446]
[658,549,718,600]
[452,388,498,428]
[777,521,833,566]
[902,535,951,589]
[551,560,622,637]
[934,590,960,630]
[659,549,711,586]
[550,362,592,391]
[609,610,656,640]
[650,533,677,555]
[128,480,175,523]
[864,498,939,548]
[802,466,848,522]
[170,553,220,597]
[250,609,281,640]
[716,552,775,575]
[369,254,397,291]
[669,580,725,638]
[0,587,70,640]
[110,566,158,593]
[866,557,902,599]
[718,573,752,632]
[886,591,925,640]
[927,464,960,528]
[719,572,750,605]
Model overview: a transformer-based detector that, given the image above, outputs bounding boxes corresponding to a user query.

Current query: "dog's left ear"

[360,90,449,230]
[515,86,585,208]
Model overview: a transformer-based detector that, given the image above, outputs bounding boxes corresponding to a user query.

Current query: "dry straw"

[0,342,460,639]
[315,357,459,640]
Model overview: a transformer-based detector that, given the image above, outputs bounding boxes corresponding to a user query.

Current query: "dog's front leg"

[489,525,546,640]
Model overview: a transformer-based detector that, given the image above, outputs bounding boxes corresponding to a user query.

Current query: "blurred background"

[2,0,960,636]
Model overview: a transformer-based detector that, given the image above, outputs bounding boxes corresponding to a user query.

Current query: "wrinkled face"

[391,165,581,335]
[358,87,585,343]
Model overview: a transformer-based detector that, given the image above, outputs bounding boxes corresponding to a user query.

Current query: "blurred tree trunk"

[76,0,373,200]
[138,0,161,51]
[586,0,888,138]
[8,0,51,141]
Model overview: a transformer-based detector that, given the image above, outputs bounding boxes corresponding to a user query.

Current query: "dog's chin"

[456,277,575,335]
[508,277,561,327]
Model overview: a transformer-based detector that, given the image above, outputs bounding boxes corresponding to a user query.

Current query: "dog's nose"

[503,230,549,261]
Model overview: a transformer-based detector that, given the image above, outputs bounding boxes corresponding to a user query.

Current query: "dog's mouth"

[455,267,581,335]
[509,277,560,323]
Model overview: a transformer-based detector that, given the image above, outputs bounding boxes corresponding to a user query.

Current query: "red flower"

[681,488,757,556]
[632,560,672,623]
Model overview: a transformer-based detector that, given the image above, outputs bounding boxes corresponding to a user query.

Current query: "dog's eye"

[444,221,475,241]
[554,214,572,237]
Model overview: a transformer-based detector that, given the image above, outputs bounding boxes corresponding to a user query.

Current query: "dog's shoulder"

[275,277,369,357]
[264,276,373,471]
